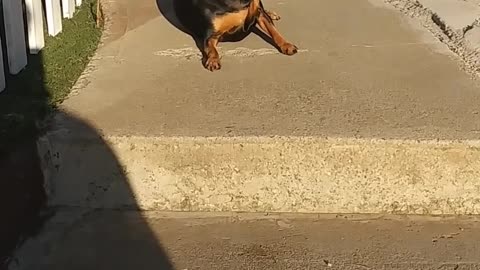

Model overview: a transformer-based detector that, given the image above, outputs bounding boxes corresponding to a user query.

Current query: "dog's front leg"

[202,36,221,71]
[256,11,297,55]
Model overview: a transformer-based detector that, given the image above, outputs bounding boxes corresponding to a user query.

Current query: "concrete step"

[38,115,480,215]
[10,211,480,270]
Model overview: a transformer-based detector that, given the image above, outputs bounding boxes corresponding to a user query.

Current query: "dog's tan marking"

[204,36,221,71]
[212,0,260,34]
[213,10,249,34]
[206,0,262,71]
[248,0,261,18]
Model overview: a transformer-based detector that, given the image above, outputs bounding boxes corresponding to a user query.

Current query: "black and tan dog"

[174,0,298,71]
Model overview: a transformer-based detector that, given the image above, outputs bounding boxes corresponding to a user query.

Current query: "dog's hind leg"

[255,11,297,55]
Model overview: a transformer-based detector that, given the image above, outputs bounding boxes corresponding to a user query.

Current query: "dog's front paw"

[204,57,222,71]
[280,43,298,56]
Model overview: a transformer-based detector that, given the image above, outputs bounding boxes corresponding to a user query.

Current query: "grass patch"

[0,0,102,154]
[0,1,101,267]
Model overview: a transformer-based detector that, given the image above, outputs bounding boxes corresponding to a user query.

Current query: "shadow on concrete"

[155,0,282,53]
[0,4,174,270]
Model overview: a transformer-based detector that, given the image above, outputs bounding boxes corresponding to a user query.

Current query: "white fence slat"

[45,0,62,36]
[0,40,5,92]
[76,0,82,7]
[2,0,28,74]
[25,0,45,54]
[62,0,75,18]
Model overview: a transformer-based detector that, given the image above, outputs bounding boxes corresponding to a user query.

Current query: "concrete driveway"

[11,0,480,269]
[62,0,480,140]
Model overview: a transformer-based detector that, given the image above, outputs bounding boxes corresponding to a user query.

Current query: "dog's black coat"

[173,0,264,43]
[172,0,296,71]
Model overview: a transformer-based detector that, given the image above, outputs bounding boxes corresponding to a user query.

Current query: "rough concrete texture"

[41,132,480,214]
[10,212,480,270]
[385,0,480,75]
[465,26,480,51]
[417,0,480,31]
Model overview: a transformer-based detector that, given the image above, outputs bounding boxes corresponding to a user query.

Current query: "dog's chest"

[212,9,250,34]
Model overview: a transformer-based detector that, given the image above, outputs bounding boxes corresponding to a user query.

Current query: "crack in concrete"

[384,0,480,78]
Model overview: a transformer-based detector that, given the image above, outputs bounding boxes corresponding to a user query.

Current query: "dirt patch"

[0,141,46,270]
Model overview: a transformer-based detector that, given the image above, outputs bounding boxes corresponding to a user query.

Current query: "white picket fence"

[0,0,83,92]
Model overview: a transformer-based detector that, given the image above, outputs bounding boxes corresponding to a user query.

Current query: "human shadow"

[155,0,282,58]
[0,2,174,270]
